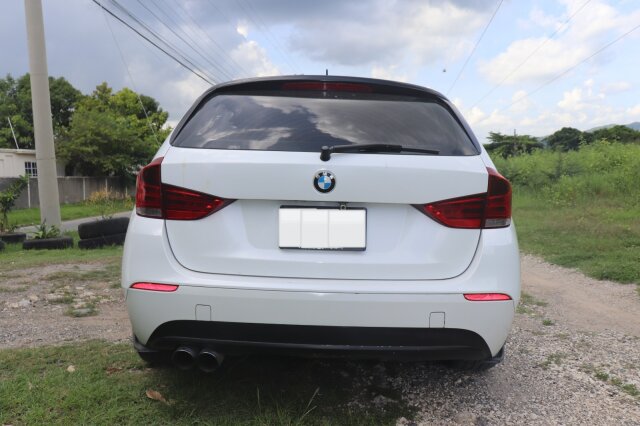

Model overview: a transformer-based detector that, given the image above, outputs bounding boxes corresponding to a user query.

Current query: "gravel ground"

[0,255,638,424]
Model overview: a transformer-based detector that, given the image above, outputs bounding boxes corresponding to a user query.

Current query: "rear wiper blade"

[320,144,439,161]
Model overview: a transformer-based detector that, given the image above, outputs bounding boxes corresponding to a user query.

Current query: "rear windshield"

[172,93,478,156]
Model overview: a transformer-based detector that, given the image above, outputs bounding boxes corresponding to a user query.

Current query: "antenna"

[7,117,20,149]
[325,69,328,76]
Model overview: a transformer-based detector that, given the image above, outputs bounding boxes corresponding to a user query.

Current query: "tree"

[57,83,170,179]
[0,73,82,149]
[591,125,640,144]
[546,127,591,151]
[484,132,543,158]
[0,176,28,232]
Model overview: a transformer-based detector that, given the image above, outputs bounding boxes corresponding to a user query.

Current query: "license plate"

[279,207,366,250]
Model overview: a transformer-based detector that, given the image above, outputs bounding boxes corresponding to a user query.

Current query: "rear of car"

[122,76,520,371]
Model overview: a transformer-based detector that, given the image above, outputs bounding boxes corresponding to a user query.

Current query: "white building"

[0,148,65,178]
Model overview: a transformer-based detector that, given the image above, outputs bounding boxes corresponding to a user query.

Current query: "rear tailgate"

[162,147,487,280]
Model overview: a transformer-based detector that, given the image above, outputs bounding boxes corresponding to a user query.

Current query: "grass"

[0,341,410,425]
[46,262,121,288]
[0,231,123,272]
[494,142,640,287]
[588,367,640,399]
[512,194,640,284]
[539,352,566,370]
[542,319,555,326]
[7,199,132,228]
[516,291,548,315]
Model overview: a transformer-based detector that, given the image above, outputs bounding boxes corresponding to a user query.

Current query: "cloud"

[288,0,495,67]
[600,81,632,94]
[371,65,409,82]
[479,0,640,85]
[230,41,280,77]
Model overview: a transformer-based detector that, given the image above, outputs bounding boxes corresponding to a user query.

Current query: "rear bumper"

[141,321,492,361]
[126,285,514,357]
[122,214,520,359]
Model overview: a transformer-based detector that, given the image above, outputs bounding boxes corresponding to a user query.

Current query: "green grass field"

[7,200,133,228]
[0,342,408,425]
[494,141,640,286]
[0,231,123,272]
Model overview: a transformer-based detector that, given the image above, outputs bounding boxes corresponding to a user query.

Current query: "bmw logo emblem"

[314,171,335,193]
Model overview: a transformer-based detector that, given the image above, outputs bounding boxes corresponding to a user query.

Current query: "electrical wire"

[108,0,219,83]
[136,0,235,81]
[237,0,300,74]
[91,0,215,85]
[446,0,504,96]
[470,0,593,108]
[168,0,252,78]
[101,6,160,145]
[499,22,640,112]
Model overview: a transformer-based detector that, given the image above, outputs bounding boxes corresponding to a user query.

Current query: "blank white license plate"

[279,208,366,250]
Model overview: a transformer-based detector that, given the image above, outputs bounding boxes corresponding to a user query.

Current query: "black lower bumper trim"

[144,321,492,361]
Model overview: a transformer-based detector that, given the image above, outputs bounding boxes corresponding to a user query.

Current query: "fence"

[0,176,135,209]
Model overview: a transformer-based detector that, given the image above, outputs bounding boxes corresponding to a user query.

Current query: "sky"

[1,0,639,142]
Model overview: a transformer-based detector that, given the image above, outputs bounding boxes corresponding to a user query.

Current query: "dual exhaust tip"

[172,346,224,372]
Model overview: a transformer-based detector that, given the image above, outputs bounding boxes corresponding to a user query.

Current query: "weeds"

[493,142,640,286]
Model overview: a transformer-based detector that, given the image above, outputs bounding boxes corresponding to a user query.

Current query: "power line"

[91,0,215,85]
[135,0,235,81]
[500,22,640,112]
[471,0,592,108]
[107,0,218,83]
[446,0,504,96]
[237,0,300,74]
[100,6,160,145]
[168,0,252,78]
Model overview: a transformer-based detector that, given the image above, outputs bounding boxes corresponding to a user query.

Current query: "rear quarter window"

[172,93,478,156]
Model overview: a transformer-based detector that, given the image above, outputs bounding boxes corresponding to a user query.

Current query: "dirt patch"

[520,254,640,337]
[0,262,130,348]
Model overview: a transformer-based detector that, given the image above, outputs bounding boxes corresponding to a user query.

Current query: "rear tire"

[445,347,504,372]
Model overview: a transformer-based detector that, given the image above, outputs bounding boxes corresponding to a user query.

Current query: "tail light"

[135,157,234,220]
[414,167,511,229]
[282,82,373,92]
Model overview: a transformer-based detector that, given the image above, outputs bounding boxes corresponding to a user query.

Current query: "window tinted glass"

[173,94,477,156]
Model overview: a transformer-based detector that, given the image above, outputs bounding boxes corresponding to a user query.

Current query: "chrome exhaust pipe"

[197,348,224,372]
[172,346,197,370]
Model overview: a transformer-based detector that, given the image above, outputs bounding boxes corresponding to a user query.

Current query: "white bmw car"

[122,76,520,372]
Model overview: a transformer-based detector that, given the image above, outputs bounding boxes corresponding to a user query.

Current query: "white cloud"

[479,0,640,85]
[290,1,493,67]
[557,87,584,111]
[600,81,631,94]
[371,65,408,82]
[510,90,533,113]
[627,104,640,117]
[230,41,280,77]
[236,20,249,38]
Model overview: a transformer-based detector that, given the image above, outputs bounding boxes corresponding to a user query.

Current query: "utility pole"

[24,0,61,228]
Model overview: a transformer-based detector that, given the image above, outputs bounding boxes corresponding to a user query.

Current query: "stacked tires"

[23,236,73,250]
[78,217,129,249]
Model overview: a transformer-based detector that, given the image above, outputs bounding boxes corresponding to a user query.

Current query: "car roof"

[203,75,448,101]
